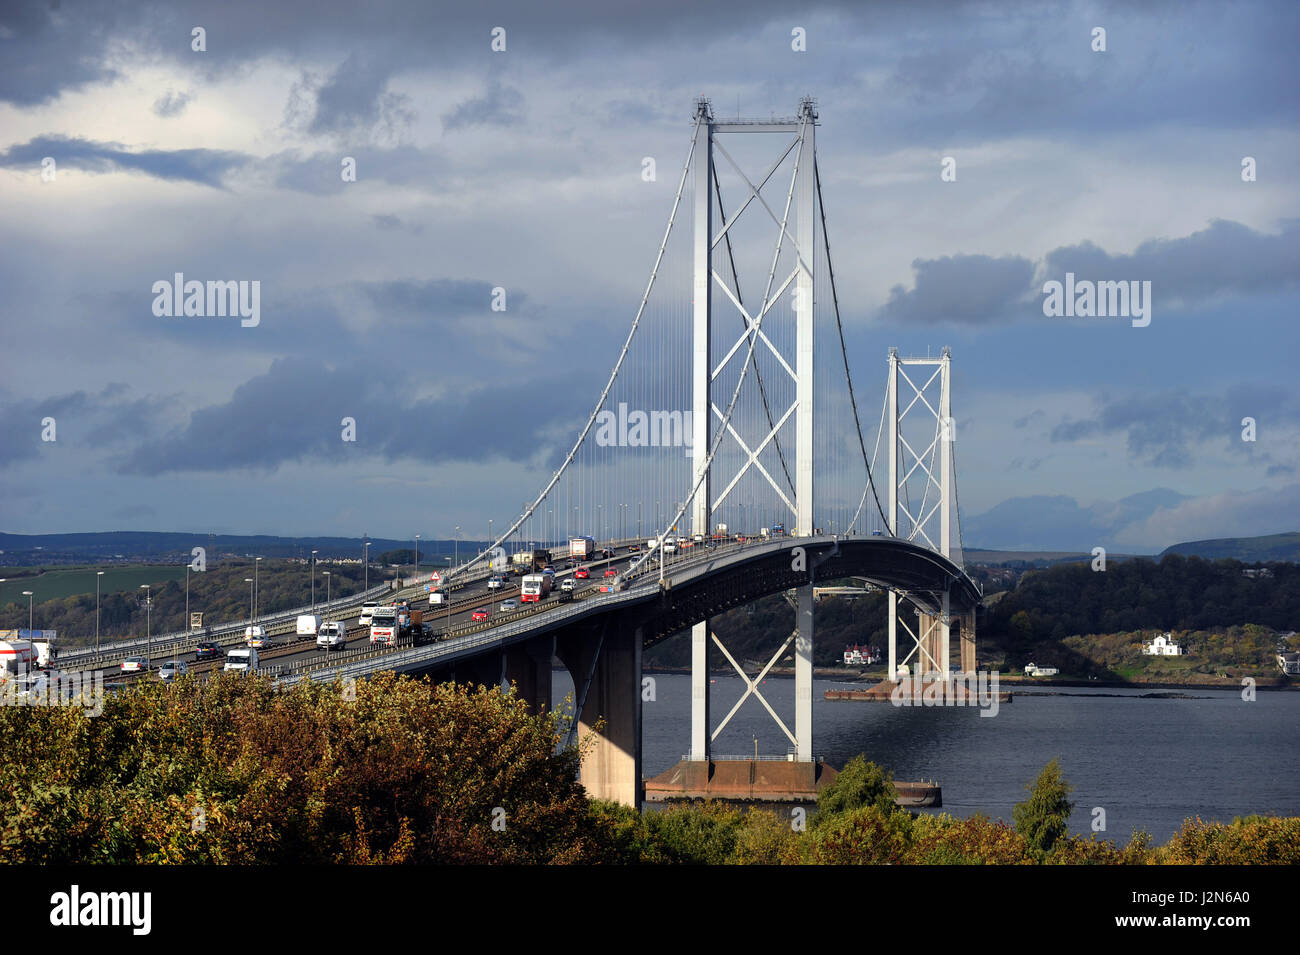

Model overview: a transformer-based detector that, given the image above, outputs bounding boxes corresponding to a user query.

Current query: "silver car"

[158,660,189,682]
[500,598,519,611]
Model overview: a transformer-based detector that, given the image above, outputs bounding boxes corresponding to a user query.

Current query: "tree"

[1012,758,1075,858]
[815,755,898,822]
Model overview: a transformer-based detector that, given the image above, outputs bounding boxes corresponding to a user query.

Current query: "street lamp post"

[445,556,453,631]
[22,591,34,635]
[96,571,104,654]
[139,585,151,667]
[311,550,318,612]
[254,557,263,624]
[363,541,370,592]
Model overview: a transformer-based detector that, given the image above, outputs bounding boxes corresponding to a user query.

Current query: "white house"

[1143,632,1182,656]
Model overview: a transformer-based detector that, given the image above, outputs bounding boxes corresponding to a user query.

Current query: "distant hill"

[0,531,479,566]
[1159,532,1300,562]
[963,489,1188,552]
[965,548,1143,567]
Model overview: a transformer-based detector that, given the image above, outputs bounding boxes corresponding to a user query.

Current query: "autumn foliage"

[0,673,598,863]
[2,686,1295,865]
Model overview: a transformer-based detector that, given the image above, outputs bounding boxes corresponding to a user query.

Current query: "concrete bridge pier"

[557,626,643,807]
[959,610,976,673]
[502,634,555,716]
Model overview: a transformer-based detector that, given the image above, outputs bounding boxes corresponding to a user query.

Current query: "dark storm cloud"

[882,220,1300,325]
[119,356,585,475]
[0,135,247,187]
[4,0,1295,157]
[304,52,415,137]
[1044,219,1300,308]
[881,254,1037,324]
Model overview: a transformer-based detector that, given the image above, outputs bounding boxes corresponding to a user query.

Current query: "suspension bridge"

[59,97,981,806]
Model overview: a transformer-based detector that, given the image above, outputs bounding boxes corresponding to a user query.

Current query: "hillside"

[1158,532,1300,562]
[0,531,474,566]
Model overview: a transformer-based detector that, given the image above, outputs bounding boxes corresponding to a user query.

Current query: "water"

[552,669,1300,840]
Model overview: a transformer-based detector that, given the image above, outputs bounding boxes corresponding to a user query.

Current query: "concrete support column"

[690,620,710,761]
[795,584,814,761]
[940,591,951,675]
[503,635,554,716]
[557,627,643,807]
[960,611,977,673]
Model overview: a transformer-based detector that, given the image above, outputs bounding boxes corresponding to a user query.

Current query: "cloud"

[441,80,525,131]
[152,89,192,117]
[882,254,1036,324]
[1043,219,1300,310]
[881,220,1300,326]
[0,384,175,468]
[0,135,247,187]
[303,52,414,139]
[1050,385,1300,470]
[118,356,586,475]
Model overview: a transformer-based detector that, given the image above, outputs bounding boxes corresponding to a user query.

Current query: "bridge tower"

[689,96,820,766]
[885,347,974,677]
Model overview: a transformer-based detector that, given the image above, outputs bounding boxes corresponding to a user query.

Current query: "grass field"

[0,565,190,607]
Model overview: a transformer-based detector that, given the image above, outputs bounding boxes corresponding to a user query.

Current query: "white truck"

[521,573,553,603]
[0,639,37,677]
[569,537,597,561]
[369,606,400,645]
[296,614,322,638]
[33,639,55,669]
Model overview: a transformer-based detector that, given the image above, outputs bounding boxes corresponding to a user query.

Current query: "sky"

[0,0,1297,554]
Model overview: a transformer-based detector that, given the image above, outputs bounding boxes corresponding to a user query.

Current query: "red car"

[574,568,589,579]
[471,608,490,621]
[603,568,617,578]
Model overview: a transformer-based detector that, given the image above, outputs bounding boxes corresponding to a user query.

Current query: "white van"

[296,614,322,637]
[358,603,378,626]
[244,625,269,648]
[316,621,347,650]
[224,647,259,673]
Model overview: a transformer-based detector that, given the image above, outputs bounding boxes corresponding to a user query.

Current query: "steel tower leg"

[794,100,816,762]
[887,348,899,679]
[690,99,713,763]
